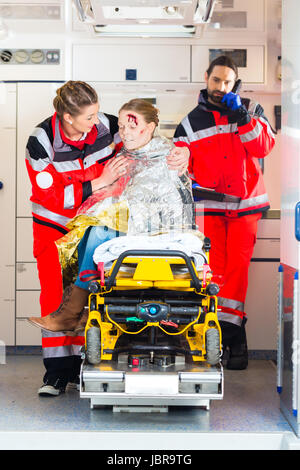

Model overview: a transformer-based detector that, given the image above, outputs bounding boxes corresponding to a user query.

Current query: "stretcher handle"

[105,249,202,292]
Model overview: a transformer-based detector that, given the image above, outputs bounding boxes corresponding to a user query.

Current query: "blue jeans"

[75,226,122,290]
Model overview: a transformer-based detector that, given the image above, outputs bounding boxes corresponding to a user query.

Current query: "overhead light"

[73,0,217,36]
[94,24,196,37]
[164,6,178,15]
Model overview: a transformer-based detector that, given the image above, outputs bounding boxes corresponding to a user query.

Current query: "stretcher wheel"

[86,326,101,365]
[205,328,221,366]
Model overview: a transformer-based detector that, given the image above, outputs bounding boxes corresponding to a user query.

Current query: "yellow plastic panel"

[133,258,174,281]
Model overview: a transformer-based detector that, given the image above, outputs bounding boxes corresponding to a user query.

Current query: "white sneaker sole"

[38,385,61,396]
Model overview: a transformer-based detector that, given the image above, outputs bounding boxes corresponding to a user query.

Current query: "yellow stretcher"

[80,237,224,411]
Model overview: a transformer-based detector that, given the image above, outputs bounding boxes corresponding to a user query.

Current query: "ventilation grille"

[0,3,61,20]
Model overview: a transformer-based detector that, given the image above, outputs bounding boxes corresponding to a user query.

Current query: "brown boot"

[64,308,89,337]
[28,284,89,333]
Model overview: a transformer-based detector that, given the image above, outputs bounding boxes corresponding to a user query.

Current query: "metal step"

[80,355,223,411]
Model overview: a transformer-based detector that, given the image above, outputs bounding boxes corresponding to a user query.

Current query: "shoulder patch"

[36,171,53,189]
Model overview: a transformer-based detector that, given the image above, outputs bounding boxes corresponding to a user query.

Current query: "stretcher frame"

[80,242,223,411]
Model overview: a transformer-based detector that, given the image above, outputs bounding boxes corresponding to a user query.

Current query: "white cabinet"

[192,45,265,84]
[16,291,42,345]
[16,82,62,345]
[16,319,42,346]
[17,82,61,217]
[16,263,40,291]
[91,82,199,140]
[0,84,16,345]
[73,44,190,82]
[245,218,280,351]
[17,218,35,262]
[208,0,265,32]
[16,290,40,319]
[196,0,267,85]
[246,259,279,351]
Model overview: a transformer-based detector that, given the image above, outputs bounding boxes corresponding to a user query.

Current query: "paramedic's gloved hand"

[221,91,242,111]
[221,92,251,126]
[167,146,190,176]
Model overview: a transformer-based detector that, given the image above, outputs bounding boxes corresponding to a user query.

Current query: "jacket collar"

[51,112,109,154]
[198,88,234,116]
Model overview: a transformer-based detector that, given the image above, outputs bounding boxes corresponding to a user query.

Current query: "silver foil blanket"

[118,136,194,235]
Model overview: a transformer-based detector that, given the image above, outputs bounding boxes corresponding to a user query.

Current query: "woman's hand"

[91,155,129,192]
[166,146,190,176]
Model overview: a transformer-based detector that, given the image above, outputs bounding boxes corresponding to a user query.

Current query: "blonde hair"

[119,99,159,127]
[53,80,98,119]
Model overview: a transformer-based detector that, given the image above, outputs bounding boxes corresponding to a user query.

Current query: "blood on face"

[127,113,138,125]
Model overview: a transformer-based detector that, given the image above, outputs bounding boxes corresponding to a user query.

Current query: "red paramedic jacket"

[26,112,122,256]
[173,89,276,217]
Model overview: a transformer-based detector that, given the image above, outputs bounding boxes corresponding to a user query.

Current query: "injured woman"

[28,98,205,333]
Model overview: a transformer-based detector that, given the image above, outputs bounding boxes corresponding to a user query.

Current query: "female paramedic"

[26,84,190,397]
[28,98,195,340]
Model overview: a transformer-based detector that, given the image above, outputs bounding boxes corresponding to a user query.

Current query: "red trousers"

[198,213,262,326]
[33,221,85,357]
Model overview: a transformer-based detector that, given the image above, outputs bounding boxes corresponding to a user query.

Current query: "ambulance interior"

[0,0,299,450]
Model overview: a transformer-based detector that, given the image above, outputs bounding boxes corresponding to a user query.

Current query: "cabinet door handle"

[295,201,300,241]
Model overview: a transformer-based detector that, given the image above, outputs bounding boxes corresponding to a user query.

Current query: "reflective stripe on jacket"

[26,112,120,230]
[174,89,275,216]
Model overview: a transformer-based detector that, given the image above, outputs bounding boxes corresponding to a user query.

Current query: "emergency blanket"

[93,231,206,271]
[56,135,196,284]
[77,135,194,234]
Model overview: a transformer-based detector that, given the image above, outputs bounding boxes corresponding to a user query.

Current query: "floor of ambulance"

[0,356,299,450]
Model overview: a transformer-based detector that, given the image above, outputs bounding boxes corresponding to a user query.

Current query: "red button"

[132,358,139,366]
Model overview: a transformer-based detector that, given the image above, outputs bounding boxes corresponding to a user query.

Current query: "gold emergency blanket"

[56,200,129,285]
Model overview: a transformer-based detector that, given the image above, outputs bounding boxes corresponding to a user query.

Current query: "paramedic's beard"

[207,89,226,106]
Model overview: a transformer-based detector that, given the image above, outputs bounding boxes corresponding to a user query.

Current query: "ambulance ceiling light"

[93,24,196,37]
[74,0,216,36]
[164,6,178,15]
[74,0,215,24]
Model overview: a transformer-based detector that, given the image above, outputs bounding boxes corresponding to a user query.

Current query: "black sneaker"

[38,377,68,396]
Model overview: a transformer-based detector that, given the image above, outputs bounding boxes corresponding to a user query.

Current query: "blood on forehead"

[127,113,138,125]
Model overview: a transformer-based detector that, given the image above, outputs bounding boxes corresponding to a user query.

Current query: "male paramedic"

[173,55,275,369]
